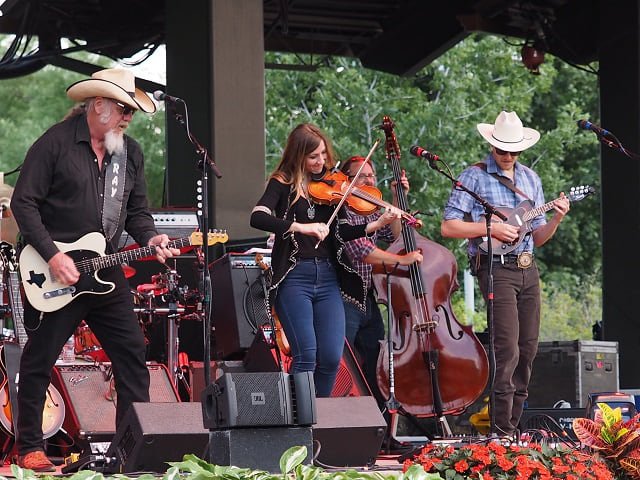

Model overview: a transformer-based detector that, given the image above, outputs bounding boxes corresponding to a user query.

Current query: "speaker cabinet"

[188,360,246,402]
[519,407,585,440]
[51,363,179,442]
[208,426,313,472]
[312,397,387,467]
[210,254,266,358]
[244,333,371,397]
[201,371,316,428]
[106,402,209,473]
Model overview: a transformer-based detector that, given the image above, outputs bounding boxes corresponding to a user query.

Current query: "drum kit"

[73,261,203,393]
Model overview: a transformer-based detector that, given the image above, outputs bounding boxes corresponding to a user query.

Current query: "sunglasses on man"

[112,100,136,116]
[494,147,521,156]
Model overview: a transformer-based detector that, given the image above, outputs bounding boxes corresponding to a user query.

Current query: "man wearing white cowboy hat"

[11,68,179,471]
[441,111,570,438]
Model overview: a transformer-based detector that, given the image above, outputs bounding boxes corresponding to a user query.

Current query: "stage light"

[521,44,545,75]
[586,392,636,421]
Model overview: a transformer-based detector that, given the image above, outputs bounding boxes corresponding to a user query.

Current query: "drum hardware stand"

[164,267,191,392]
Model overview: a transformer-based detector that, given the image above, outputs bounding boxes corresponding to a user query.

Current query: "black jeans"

[16,267,149,455]
[477,260,541,436]
[344,290,386,406]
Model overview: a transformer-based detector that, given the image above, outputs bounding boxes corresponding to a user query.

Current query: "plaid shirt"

[442,153,547,256]
[343,208,395,290]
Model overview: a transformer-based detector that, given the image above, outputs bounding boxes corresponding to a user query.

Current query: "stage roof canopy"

[0,0,599,78]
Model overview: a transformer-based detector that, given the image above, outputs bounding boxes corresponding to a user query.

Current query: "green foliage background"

[0,34,601,341]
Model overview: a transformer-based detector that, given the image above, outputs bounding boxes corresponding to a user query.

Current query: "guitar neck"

[76,237,192,273]
[523,198,560,222]
[6,271,27,348]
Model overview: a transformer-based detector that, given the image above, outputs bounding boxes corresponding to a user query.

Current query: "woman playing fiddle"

[250,123,401,396]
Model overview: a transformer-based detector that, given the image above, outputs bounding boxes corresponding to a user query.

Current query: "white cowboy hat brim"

[67,72,156,114]
[477,122,540,151]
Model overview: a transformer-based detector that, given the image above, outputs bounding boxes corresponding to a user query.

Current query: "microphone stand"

[425,157,507,437]
[166,99,222,392]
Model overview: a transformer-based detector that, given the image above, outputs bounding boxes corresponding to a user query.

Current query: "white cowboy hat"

[477,111,540,152]
[66,68,156,114]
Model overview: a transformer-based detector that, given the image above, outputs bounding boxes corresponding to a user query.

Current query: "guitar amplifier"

[119,209,199,250]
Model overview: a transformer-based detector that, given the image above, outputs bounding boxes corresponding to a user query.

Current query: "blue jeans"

[274,258,345,397]
[344,291,385,404]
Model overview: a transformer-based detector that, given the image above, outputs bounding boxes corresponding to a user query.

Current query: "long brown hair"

[271,123,337,202]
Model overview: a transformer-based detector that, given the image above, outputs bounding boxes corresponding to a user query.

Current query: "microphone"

[577,119,609,136]
[153,90,182,103]
[410,145,440,162]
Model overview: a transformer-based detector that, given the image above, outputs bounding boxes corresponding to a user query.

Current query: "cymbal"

[136,283,168,296]
[122,264,136,278]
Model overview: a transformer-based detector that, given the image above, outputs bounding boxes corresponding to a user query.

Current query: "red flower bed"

[403,441,614,480]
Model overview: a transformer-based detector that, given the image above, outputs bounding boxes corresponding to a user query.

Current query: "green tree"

[0,58,167,206]
[265,33,601,339]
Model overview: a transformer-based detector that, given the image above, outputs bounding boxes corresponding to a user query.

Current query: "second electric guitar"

[20,230,228,312]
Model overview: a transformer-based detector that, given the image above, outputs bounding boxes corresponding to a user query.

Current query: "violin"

[308,169,422,228]
[255,253,290,356]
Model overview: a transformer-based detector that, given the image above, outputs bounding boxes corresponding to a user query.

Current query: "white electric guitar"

[0,242,65,438]
[19,230,228,312]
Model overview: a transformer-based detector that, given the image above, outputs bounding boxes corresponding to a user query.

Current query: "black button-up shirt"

[11,112,157,261]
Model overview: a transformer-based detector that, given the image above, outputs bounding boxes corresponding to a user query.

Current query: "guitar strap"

[471,162,534,261]
[102,142,128,243]
[473,162,532,201]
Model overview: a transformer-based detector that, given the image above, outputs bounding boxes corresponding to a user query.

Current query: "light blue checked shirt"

[442,153,547,256]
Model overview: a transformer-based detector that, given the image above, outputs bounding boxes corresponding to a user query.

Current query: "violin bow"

[314,138,380,249]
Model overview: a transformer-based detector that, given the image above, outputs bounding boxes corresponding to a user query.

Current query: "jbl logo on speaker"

[251,392,266,405]
[201,371,316,429]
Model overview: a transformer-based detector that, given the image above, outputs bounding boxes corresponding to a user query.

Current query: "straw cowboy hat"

[66,68,156,114]
[477,111,540,152]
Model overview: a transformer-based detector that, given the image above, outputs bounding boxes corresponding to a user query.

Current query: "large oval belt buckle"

[516,251,533,269]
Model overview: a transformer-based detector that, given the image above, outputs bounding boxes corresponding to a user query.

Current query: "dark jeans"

[274,258,345,397]
[344,290,385,405]
[477,260,541,436]
[17,267,149,455]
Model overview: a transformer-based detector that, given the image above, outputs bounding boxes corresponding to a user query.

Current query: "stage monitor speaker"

[518,408,585,440]
[244,333,371,398]
[210,254,267,358]
[312,396,386,467]
[188,360,246,402]
[105,402,209,473]
[208,426,312,472]
[51,363,179,442]
[201,371,316,428]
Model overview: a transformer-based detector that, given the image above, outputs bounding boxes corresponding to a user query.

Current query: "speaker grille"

[234,373,287,425]
[52,363,179,439]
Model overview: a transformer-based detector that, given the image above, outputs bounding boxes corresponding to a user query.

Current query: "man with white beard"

[10,68,180,471]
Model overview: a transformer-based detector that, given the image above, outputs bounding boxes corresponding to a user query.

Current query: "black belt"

[479,252,534,268]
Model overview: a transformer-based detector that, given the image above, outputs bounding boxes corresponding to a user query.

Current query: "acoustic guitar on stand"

[20,230,228,313]
[479,185,595,255]
[0,242,65,438]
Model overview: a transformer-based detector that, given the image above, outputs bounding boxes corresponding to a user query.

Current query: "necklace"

[302,180,316,219]
[306,198,316,219]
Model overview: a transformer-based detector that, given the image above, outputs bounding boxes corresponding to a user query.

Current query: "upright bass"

[374,116,489,417]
